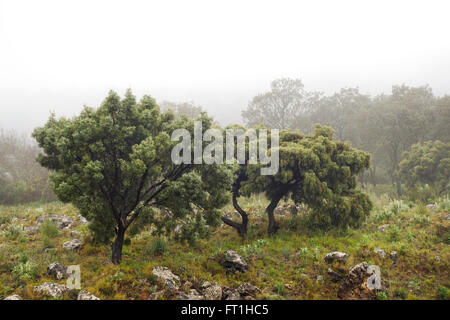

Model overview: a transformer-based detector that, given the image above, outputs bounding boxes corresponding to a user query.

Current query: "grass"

[0,193,448,300]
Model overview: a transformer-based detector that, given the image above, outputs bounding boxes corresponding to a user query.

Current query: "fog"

[1,0,450,134]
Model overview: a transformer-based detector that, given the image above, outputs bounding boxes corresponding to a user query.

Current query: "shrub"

[150,237,168,256]
[377,291,388,300]
[1,224,25,241]
[11,261,38,283]
[437,286,450,300]
[39,220,59,238]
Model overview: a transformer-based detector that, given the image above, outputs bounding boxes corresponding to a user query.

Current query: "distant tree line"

[242,78,450,198]
[0,129,56,204]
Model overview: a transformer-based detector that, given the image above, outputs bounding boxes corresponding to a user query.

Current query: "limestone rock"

[4,294,22,300]
[33,282,70,298]
[152,266,180,291]
[177,289,204,300]
[374,248,386,259]
[324,251,349,264]
[220,250,248,272]
[62,239,81,251]
[47,262,68,280]
[204,285,222,300]
[337,262,381,300]
[36,214,75,230]
[237,283,260,298]
[77,290,100,300]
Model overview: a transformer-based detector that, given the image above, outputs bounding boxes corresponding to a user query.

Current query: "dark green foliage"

[399,140,450,197]
[242,125,373,232]
[32,89,231,264]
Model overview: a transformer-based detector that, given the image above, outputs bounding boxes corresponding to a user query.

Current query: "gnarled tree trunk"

[221,169,249,237]
[111,224,125,265]
[266,195,282,235]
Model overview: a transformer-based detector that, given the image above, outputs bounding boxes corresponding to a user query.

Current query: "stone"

[274,205,289,216]
[223,288,241,300]
[24,226,39,234]
[324,251,349,264]
[374,248,386,259]
[237,283,261,298]
[77,214,89,225]
[33,282,70,298]
[389,251,398,263]
[152,266,180,291]
[70,230,81,238]
[3,294,22,300]
[177,289,204,300]
[220,250,248,272]
[337,262,381,300]
[327,268,343,282]
[204,284,222,300]
[77,290,100,300]
[148,290,165,300]
[62,239,81,251]
[36,214,75,230]
[182,281,193,292]
[47,262,68,280]
[377,224,389,232]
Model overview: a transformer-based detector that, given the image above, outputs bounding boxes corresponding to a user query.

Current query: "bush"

[39,220,59,238]
[437,286,450,300]
[11,261,38,283]
[1,224,25,241]
[150,237,168,256]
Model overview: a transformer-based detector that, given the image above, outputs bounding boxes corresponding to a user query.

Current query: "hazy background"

[1,0,450,134]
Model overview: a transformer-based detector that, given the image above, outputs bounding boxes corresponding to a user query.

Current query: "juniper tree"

[33,90,231,264]
[241,125,373,234]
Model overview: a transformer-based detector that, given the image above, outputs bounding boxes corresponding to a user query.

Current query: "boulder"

[36,214,75,230]
[220,250,248,272]
[152,266,180,291]
[204,285,222,300]
[77,290,100,300]
[33,282,70,298]
[3,294,22,300]
[47,262,68,280]
[374,248,386,259]
[337,262,381,300]
[62,239,81,251]
[237,283,261,298]
[324,251,349,264]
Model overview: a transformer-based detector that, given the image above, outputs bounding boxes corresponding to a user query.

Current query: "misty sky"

[1,0,450,135]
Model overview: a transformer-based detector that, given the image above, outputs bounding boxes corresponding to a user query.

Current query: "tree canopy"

[33,90,231,264]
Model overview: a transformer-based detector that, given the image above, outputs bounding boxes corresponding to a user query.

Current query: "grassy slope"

[0,194,449,300]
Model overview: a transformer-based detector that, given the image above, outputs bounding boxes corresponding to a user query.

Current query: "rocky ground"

[0,196,449,300]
